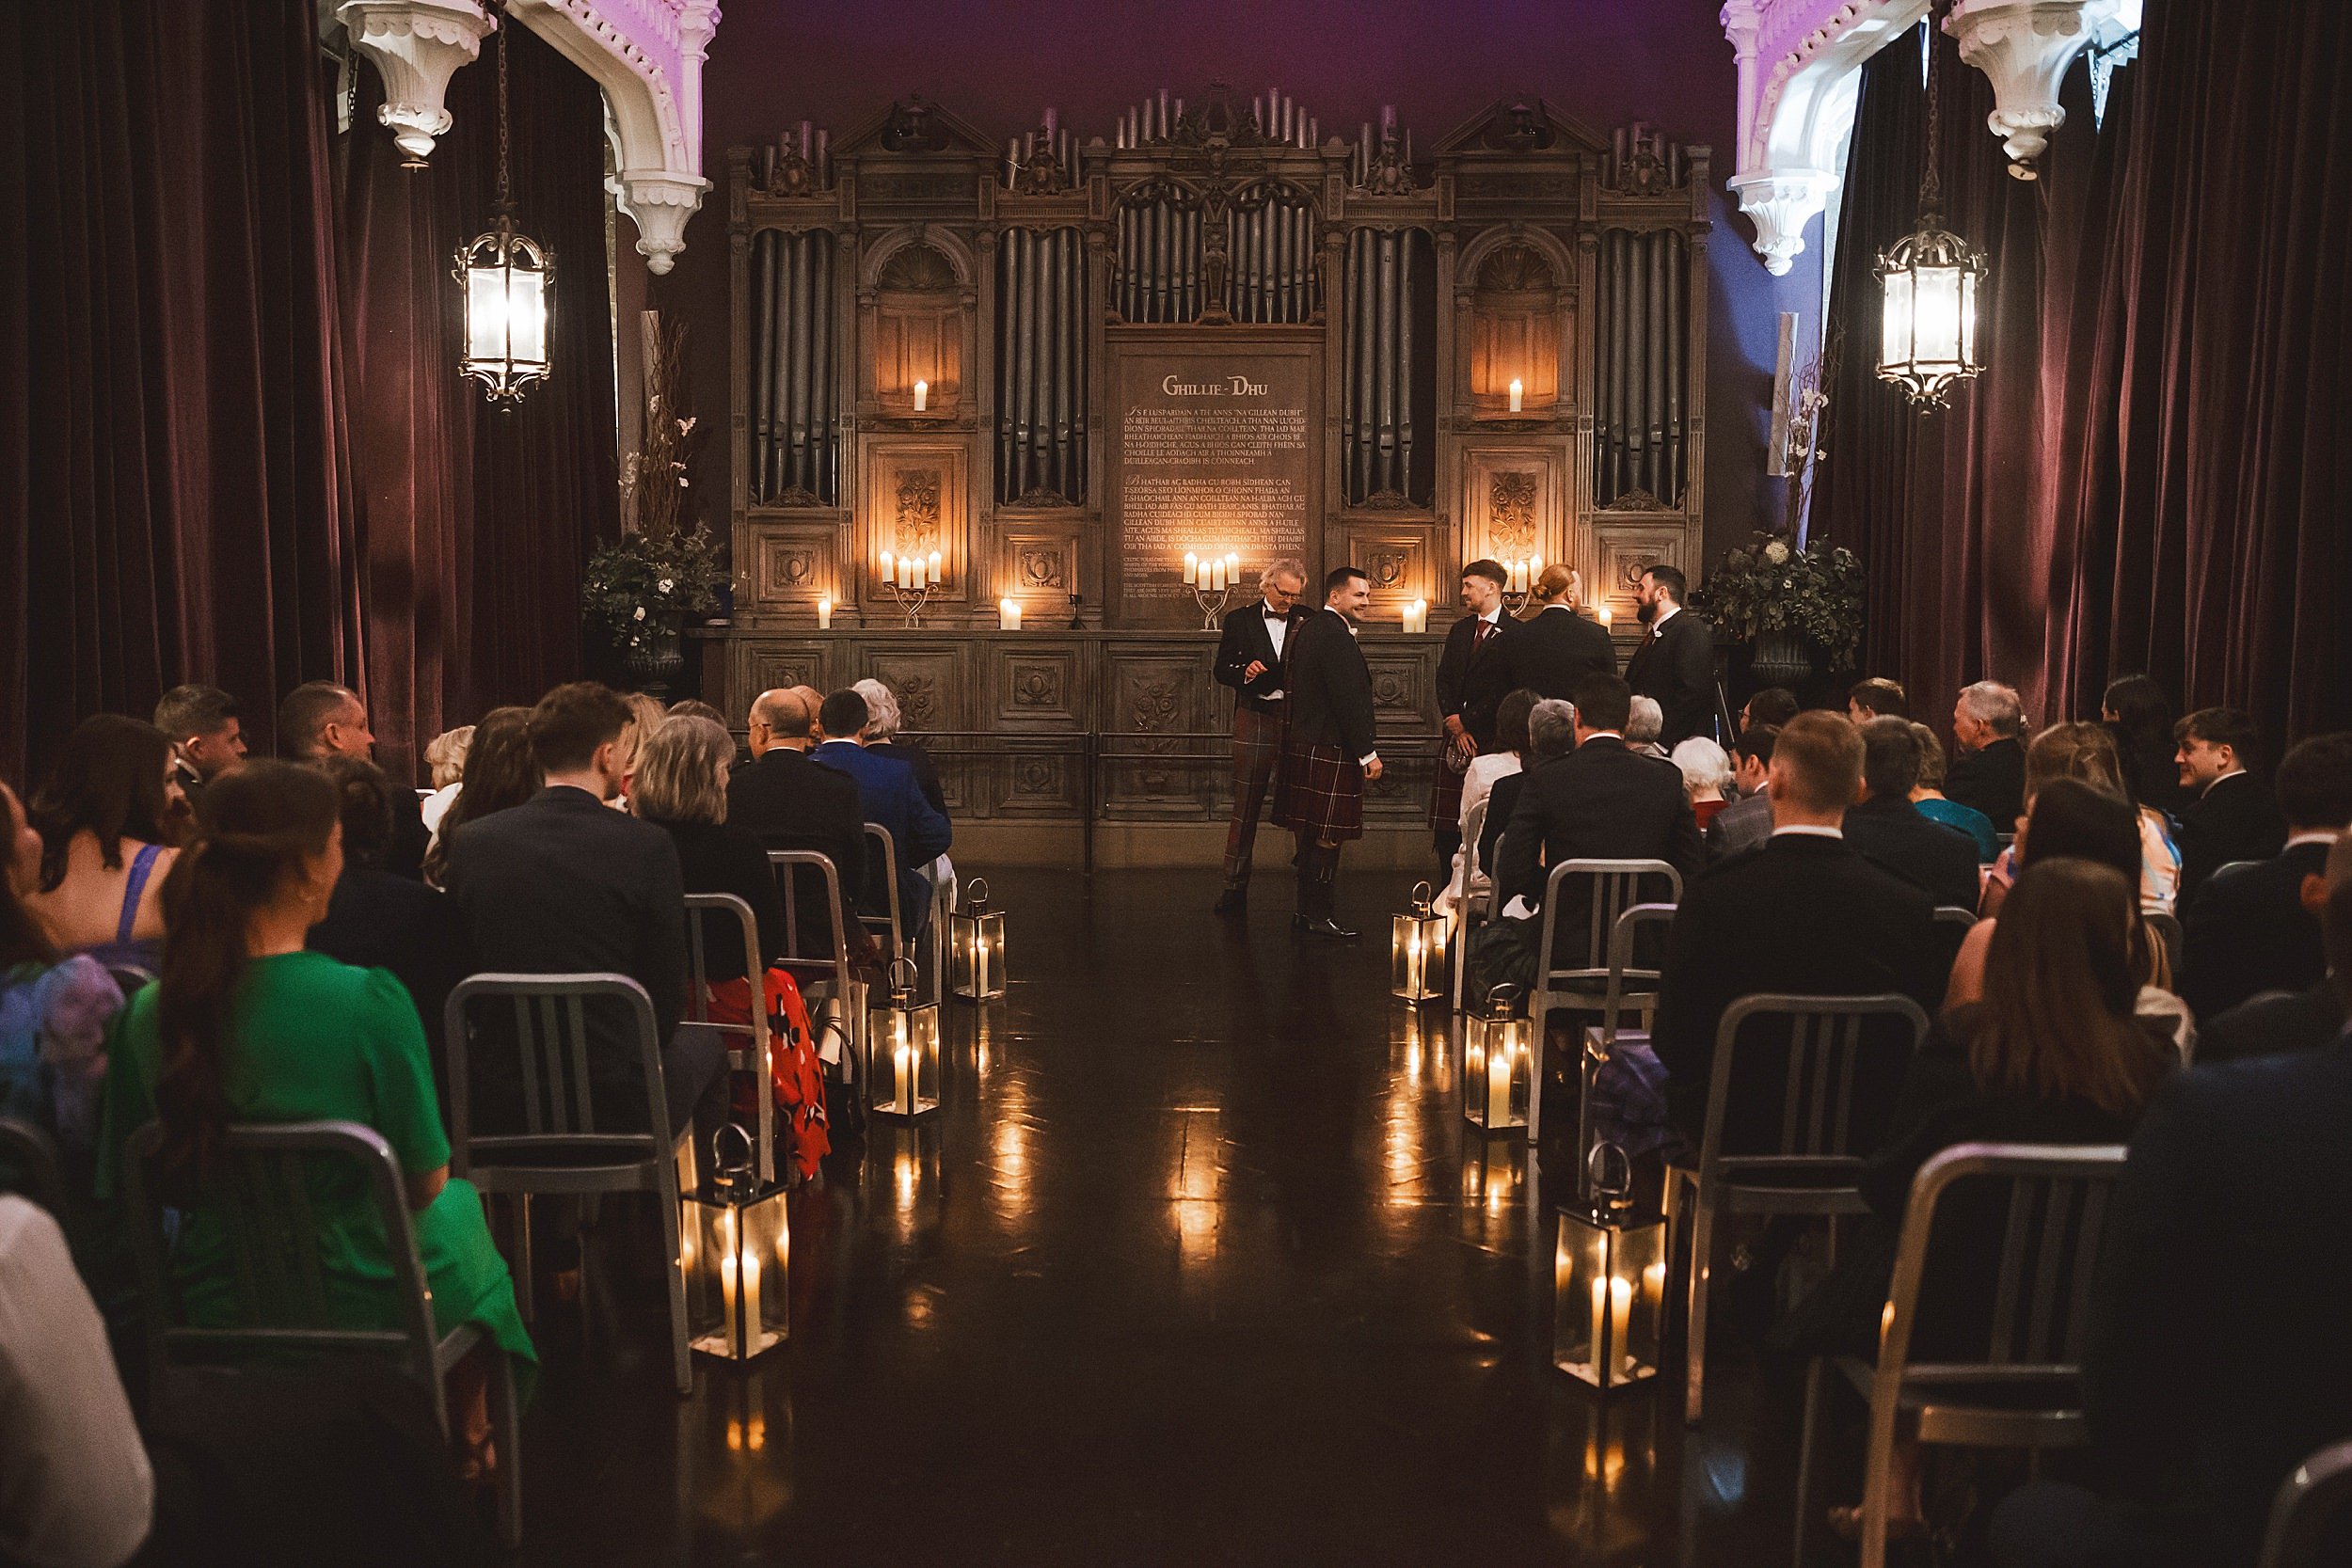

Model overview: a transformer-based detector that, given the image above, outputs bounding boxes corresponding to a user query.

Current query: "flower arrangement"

[1689,532,1865,670]
[583,311,724,649]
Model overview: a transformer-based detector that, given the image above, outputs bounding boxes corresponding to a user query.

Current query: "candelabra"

[1185,551,1239,631]
[879,551,942,627]
[1499,556,1543,615]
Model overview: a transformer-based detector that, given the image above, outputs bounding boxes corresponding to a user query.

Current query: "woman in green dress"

[99,760,532,1473]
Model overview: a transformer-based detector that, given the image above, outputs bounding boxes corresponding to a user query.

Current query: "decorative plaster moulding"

[1948,0,2129,176]
[339,0,496,166]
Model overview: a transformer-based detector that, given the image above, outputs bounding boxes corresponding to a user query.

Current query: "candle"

[880,551,894,589]
[1609,1275,1634,1382]
[977,937,991,995]
[1530,555,1543,586]
[999,595,1022,630]
[1589,1275,1609,1381]
[927,551,942,589]
[817,594,834,630]
[1597,604,1613,626]
[1508,378,1524,413]
[913,378,928,412]
[1225,552,1239,589]
[1212,558,1227,593]
[1184,551,1198,587]
[1486,1031,1512,1125]
[895,1036,916,1115]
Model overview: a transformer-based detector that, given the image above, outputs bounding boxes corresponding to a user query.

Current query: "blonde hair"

[628,716,733,826]
[422,725,475,789]
[2025,721,2126,806]
[614,692,669,778]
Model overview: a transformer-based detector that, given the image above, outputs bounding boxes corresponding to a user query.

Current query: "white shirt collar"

[1476,605,1502,626]
[1772,824,1844,840]
[1652,603,1679,630]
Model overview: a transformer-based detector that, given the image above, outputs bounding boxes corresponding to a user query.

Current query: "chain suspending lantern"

[1876,3,1986,410]
[453,2,554,405]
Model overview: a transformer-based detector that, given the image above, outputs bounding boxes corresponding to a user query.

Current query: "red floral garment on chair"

[706,968,832,1180]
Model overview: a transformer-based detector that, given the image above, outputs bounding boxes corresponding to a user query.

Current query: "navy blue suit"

[811,740,951,926]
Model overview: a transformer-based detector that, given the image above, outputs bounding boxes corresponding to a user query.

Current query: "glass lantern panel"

[736,1190,789,1356]
[1914,263,1963,368]
[1957,269,1979,363]
[866,1000,943,1117]
[1463,1014,1529,1131]
[951,911,1008,999]
[1553,1213,1668,1387]
[466,263,509,360]
[506,266,548,367]
[1881,268,1914,369]
[1391,912,1446,1001]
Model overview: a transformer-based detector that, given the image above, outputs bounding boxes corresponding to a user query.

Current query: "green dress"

[98,952,534,1389]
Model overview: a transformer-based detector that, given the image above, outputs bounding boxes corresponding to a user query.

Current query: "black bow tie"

[1264,610,1287,620]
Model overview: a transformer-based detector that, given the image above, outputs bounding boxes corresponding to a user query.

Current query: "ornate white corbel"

[339,0,495,166]
[1947,0,2124,175]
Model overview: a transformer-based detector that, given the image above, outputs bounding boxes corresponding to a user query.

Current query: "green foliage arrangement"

[581,527,724,649]
[1689,533,1865,670]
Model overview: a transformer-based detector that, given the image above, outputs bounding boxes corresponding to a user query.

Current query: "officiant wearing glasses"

[1212,558,1311,914]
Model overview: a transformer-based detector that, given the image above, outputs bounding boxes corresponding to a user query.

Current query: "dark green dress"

[99,952,534,1386]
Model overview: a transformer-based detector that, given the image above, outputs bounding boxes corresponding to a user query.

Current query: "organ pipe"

[1342,228,1432,505]
[1596,226,1690,508]
[751,229,839,504]
[996,227,1088,505]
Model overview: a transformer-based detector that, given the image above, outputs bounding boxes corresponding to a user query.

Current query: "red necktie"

[1473,620,1494,649]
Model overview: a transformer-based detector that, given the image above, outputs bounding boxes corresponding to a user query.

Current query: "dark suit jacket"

[1705,791,1773,859]
[869,739,946,819]
[811,740,951,924]
[1508,604,1616,701]
[1494,736,1704,923]
[2174,771,2290,899]
[1943,736,2026,830]
[1433,610,1518,750]
[1654,832,1943,1146]
[1622,608,1715,748]
[307,868,469,1085]
[1285,609,1377,760]
[2087,1037,2352,1565]
[440,785,687,1126]
[724,746,868,950]
[1842,794,1985,911]
[653,817,789,976]
[385,785,430,881]
[2195,981,2344,1066]
[1214,599,1311,717]
[2178,839,2329,1020]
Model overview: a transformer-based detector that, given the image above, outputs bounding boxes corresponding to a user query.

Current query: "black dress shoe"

[1213,886,1248,914]
[1294,916,1359,941]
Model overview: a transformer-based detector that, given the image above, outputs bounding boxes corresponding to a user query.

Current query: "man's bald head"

[748,688,812,755]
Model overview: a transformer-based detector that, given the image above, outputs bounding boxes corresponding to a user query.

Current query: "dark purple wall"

[650,0,1818,556]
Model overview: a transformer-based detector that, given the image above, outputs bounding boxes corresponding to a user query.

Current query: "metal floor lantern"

[949,877,1007,1000]
[1391,879,1450,1003]
[681,1125,790,1361]
[1554,1143,1666,1390]
[1877,1,1986,410]
[1464,983,1533,1133]
[866,958,942,1118]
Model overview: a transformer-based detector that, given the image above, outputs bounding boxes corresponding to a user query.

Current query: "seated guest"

[2103,672,2196,818]
[278,681,427,880]
[1945,680,2028,828]
[1507,564,1615,700]
[1494,673,1703,933]
[1989,878,2352,1568]
[419,724,473,838]
[24,715,182,973]
[2198,832,2352,1065]
[439,683,723,1147]
[152,684,247,812]
[1781,858,2172,1540]
[813,689,952,938]
[1654,711,1943,1144]
[1844,718,1984,911]
[306,756,468,1084]
[1478,699,1576,879]
[1846,676,1908,724]
[98,761,534,1468]
[726,688,866,953]
[852,678,947,819]
[1624,696,1671,760]
[630,716,786,974]
[1670,737,1735,833]
[421,707,536,886]
[2179,732,2352,1021]
[1909,721,2001,862]
[1740,687,1800,736]
[1704,725,1778,859]
[1437,689,1539,915]
[0,779,122,1168]
[667,699,727,724]
[2172,706,2290,898]
[612,693,669,809]
[1980,723,2176,917]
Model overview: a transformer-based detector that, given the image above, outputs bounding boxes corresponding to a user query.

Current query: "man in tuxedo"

[1211,558,1311,914]
[1508,567,1615,701]
[813,689,951,940]
[440,682,724,1144]
[1705,725,1778,859]
[1944,679,2027,830]
[1846,676,1908,723]
[153,685,247,811]
[727,687,868,950]
[1493,673,1703,938]
[1624,562,1715,749]
[278,680,428,880]
[1273,566,1384,939]
[2179,731,2351,1019]
[1429,560,1518,864]
[2172,706,2290,899]
[1842,717,1983,910]
[1653,711,1944,1145]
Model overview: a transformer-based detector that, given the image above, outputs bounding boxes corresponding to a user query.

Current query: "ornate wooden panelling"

[857,437,971,619]
[993,518,1085,624]
[1460,444,1568,568]
[733,640,835,707]
[990,750,1083,816]
[1103,646,1212,814]
[990,642,1086,727]
[1583,510,1691,627]
[744,514,849,611]
[1332,516,1438,623]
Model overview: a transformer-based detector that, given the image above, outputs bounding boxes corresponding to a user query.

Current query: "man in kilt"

[1429,560,1518,866]
[1273,566,1385,939]
[1211,558,1311,914]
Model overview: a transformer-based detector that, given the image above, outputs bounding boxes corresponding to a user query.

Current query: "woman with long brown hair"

[23,715,184,972]
[421,706,537,885]
[97,761,532,1472]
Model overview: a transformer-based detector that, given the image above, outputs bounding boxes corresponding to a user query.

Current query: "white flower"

[657,578,674,594]
[633,606,647,621]
[1762,539,1790,564]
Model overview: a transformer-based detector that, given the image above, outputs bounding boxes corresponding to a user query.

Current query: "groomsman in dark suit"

[1273,567,1384,940]
[2172,706,2292,899]
[1211,558,1311,913]
[2179,732,2352,1019]
[1624,562,1717,749]
[1429,560,1518,865]
[1508,563,1617,700]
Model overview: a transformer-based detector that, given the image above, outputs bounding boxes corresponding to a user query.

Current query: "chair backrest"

[120,1118,447,1429]
[0,1116,65,1212]
[1931,905,1979,930]
[1536,858,1684,981]
[864,822,904,956]
[1597,903,1678,1043]
[680,892,762,1038]
[767,850,855,994]
[2144,909,2184,976]
[1701,994,1931,1171]
[2260,1439,2352,1568]
[441,973,667,1173]
[1461,796,1489,887]
[107,964,156,997]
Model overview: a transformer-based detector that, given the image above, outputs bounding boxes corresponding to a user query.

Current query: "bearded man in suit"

[1624,562,1717,749]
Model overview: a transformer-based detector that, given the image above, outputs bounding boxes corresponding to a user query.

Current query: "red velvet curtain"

[0,0,365,784]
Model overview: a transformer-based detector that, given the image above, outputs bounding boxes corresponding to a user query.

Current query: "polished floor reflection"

[517,870,1799,1566]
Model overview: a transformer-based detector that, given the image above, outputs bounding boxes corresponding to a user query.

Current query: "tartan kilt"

[1230,705,1287,784]
[1427,740,1469,830]
[1272,742,1366,843]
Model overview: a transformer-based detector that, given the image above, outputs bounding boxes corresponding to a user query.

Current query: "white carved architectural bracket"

[1948,0,2129,176]
[340,0,496,166]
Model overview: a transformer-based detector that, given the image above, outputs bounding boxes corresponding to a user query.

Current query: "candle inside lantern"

[977,936,991,995]
[1487,1032,1513,1124]
[1589,1275,1609,1379]
[999,595,1021,630]
[1610,1275,1634,1379]
[913,378,929,412]
[1508,377,1524,413]
[818,594,834,630]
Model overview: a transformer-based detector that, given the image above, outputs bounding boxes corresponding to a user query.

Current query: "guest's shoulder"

[2170,1034,2352,1117]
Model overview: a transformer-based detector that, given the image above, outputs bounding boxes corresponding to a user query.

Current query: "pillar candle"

[1597,605,1613,626]
[913,378,928,412]
[817,594,834,630]
[880,551,894,587]
[1184,552,1198,588]
[1589,1275,1609,1380]
[927,551,942,588]
[1000,596,1022,630]
[1508,378,1524,413]
[1609,1275,1634,1381]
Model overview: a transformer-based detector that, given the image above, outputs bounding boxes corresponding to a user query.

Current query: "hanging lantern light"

[1553,1143,1667,1389]
[1463,983,1534,1133]
[1877,5,1985,410]
[679,1125,791,1361]
[453,3,554,405]
[1391,879,1450,1004]
[948,877,1008,1001]
[866,958,942,1119]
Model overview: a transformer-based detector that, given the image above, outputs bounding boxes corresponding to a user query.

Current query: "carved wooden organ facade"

[722,90,1709,839]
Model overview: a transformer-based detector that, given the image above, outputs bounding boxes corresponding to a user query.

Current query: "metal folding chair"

[2144,909,2185,977]
[1573,903,1679,1201]
[862,822,906,965]
[1673,992,1931,1425]
[121,1118,524,1545]
[0,1116,64,1212]
[681,893,775,1185]
[2260,1439,2352,1568]
[1791,1142,2127,1568]
[442,973,691,1395]
[767,849,861,1087]
[1451,797,1491,1013]
[1527,858,1685,1146]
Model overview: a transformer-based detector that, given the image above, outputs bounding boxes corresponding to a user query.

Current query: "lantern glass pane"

[1553,1212,1668,1387]
[737,1190,790,1355]
[1462,1013,1530,1131]
[866,997,942,1117]
[1915,263,1963,368]
[466,262,509,360]
[680,1193,787,1359]
[950,910,1008,999]
[1881,268,1913,370]
[1958,269,1979,363]
[1391,911,1448,1001]
[508,265,548,366]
